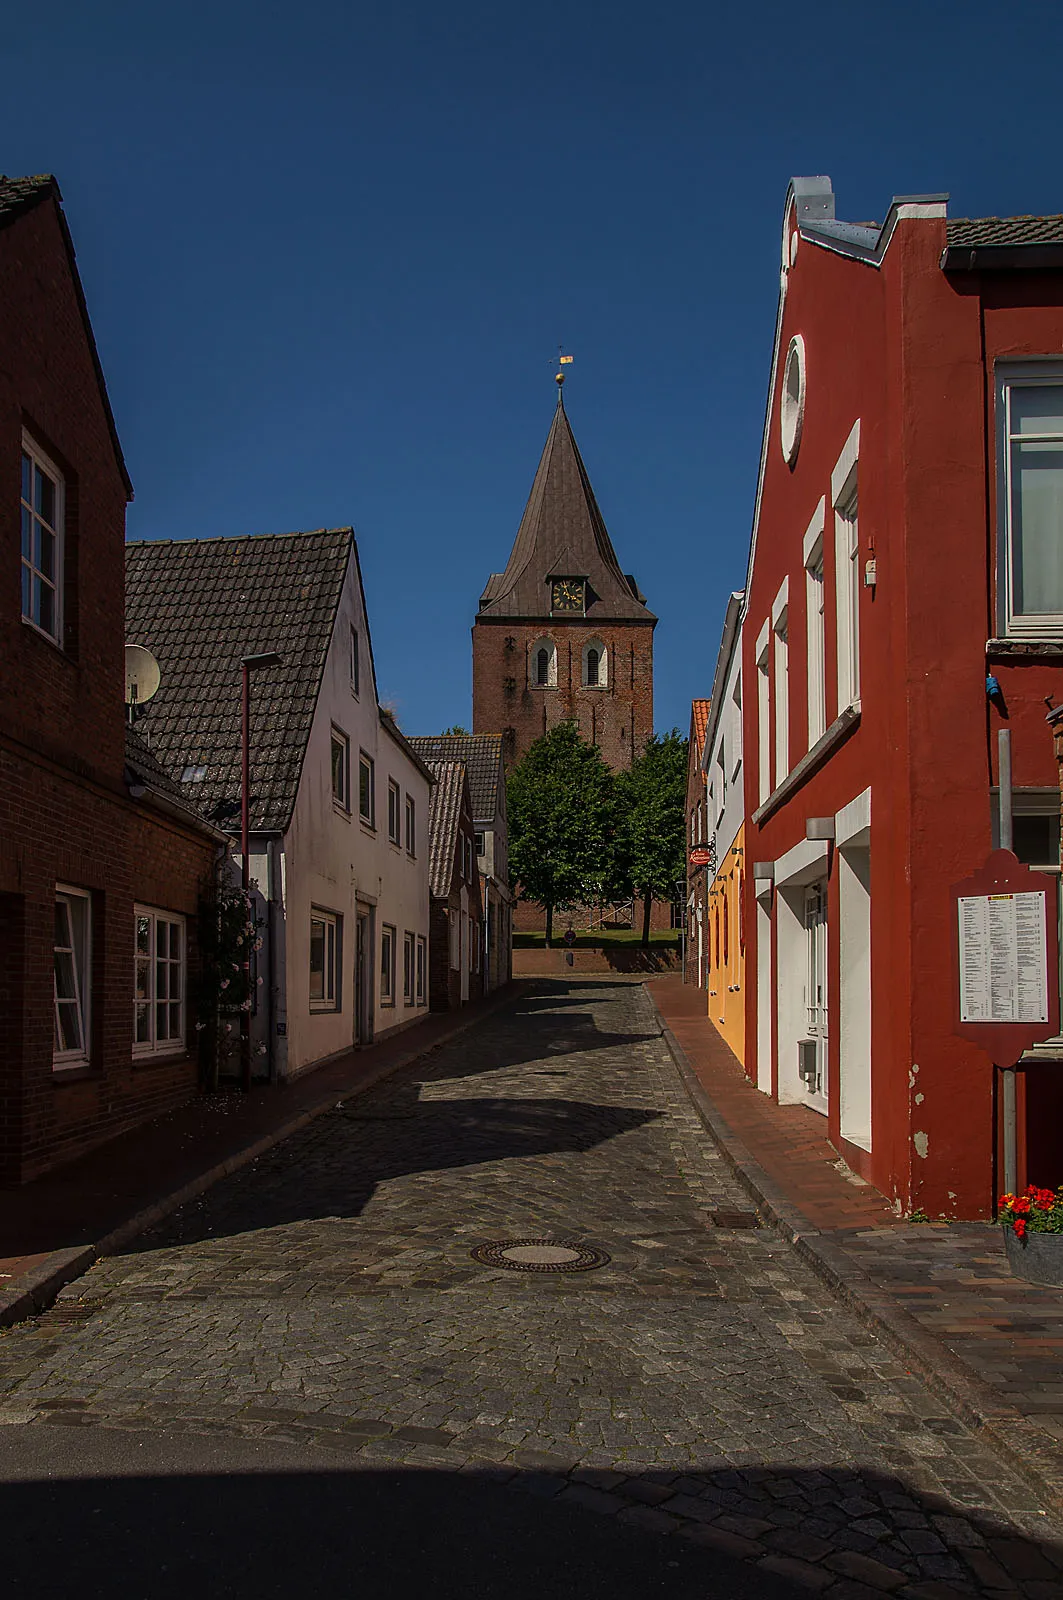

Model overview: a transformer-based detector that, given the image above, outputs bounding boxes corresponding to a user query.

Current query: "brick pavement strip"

[0,978,1061,1596]
[644,982,1063,1522]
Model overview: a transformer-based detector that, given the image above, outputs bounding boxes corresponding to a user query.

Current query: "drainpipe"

[998,729,1017,1197]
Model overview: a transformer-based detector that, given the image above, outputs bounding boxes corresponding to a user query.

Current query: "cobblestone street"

[2,980,1062,1597]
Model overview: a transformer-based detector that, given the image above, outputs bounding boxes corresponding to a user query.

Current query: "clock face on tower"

[551,577,586,614]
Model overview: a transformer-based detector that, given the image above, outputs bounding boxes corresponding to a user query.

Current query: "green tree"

[616,730,688,945]
[441,725,469,735]
[508,722,617,945]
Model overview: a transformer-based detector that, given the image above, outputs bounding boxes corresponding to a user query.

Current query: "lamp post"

[241,651,281,1093]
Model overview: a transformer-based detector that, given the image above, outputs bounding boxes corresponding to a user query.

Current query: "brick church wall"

[473,619,654,770]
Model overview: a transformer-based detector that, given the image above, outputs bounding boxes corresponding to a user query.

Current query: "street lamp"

[241,651,281,1093]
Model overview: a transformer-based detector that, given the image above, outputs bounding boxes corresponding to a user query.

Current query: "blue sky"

[5,1,1062,736]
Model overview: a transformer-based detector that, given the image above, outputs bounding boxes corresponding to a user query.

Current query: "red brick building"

[423,762,484,1010]
[740,176,1063,1219]
[0,175,219,1182]
[473,384,655,772]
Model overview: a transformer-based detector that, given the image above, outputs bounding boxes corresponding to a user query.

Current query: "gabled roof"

[0,174,56,224]
[946,215,1063,249]
[0,174,132,500]
[690,699,711,762]
[124,724,226,839]
[425,761,468,898]
[478,393,654,623]
[941,214,1063,271]
[124,529,355,833]
[407,733,504,821]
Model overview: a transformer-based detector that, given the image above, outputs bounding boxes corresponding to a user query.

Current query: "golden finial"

[555,345,574,387]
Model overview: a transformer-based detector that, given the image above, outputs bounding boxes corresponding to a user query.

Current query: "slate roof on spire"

[478,395,655,622]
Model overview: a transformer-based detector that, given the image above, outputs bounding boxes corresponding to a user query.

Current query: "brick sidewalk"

[647,975,1063,1510]
[0,985,521,1324]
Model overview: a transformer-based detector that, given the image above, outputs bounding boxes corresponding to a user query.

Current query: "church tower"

[473,384,656,769]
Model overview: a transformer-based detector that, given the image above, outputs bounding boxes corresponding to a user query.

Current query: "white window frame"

[582,639,608,688]
[772,580,789,785]
[832,423,861,711]
[998,364,1063,637]
[403,930,415,1004]
[387,778,401,845]
[380,923,396,1006]
[804,499,827,749]
[416,935,427,1004]
[756,621,771,804]
[309,907,340,1012]
[730,670,743,781]
[405,794,416,856]
[530,637,557,689]
[20,432,64,646]
[54,886,90,1069]
[331,727,351,812]
[350,625,360,695]
[133,906,186,1058]
[358,750,375,826]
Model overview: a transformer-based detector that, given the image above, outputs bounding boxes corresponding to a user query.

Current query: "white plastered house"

[125,528,433,1080]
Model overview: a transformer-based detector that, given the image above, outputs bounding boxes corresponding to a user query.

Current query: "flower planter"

[1003,1225,1063,1286]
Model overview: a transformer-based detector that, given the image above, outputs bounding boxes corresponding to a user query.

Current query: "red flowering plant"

[998,1185,1063,1241]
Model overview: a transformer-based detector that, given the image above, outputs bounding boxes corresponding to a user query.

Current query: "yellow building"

[706,824,745,1064]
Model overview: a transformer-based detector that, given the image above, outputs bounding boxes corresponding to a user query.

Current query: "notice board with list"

[958,890,1049,1025]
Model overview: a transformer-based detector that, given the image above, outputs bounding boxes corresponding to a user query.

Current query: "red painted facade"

[742,181,1063,1219]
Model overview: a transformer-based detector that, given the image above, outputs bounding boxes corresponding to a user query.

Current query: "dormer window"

[582,640,608,688]
[531,637,557,688]
[21,434,64,645]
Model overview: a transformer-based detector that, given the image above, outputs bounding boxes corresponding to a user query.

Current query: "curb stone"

[643,987,1063,1519]
[0,984,525,1332]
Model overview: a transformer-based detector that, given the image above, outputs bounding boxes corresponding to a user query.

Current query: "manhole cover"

[470,1238,611,1273]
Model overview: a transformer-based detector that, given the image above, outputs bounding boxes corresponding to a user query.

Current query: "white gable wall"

[281,550,431,1075]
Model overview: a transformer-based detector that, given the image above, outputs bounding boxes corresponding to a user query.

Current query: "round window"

[780,335,806,466]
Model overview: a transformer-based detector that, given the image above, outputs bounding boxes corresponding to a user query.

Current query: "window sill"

[132,1048,194,1069]
[530,685,558,691]
[359,817,376,833]
[388,836,402,851]
[52,1061,95,1083]
[987,637,1063,659]
[21,615,66,654]
[752,703,861,826]
[310,1004,339,1014]
[333,800,352,820]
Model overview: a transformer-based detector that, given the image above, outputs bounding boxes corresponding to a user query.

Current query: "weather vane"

[555,344,574,388]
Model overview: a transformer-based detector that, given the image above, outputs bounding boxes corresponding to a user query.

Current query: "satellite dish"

[125,645,161,708]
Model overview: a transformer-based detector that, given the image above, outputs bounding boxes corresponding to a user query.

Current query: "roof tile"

[124,530,353,833]
[425,761,467,898]
[407,734,504,821]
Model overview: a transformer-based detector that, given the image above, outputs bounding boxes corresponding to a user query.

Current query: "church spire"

[477,398,654,622]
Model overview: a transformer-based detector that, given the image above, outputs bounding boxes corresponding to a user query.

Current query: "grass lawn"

[513,929,680,950]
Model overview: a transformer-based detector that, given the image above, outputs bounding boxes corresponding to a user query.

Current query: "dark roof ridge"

[125,526,354,548]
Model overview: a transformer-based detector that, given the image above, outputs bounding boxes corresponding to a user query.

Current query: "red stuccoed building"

[0,176,219,1181]
[741,176,1063,1219]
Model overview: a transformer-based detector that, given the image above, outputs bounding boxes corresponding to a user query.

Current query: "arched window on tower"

[581,639,607,688]
[530,638,557,688]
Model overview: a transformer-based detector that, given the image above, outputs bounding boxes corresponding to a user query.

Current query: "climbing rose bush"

[999,1185,1063,1240]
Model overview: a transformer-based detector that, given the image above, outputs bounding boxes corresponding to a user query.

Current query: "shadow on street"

[3,1426,1061,1598]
